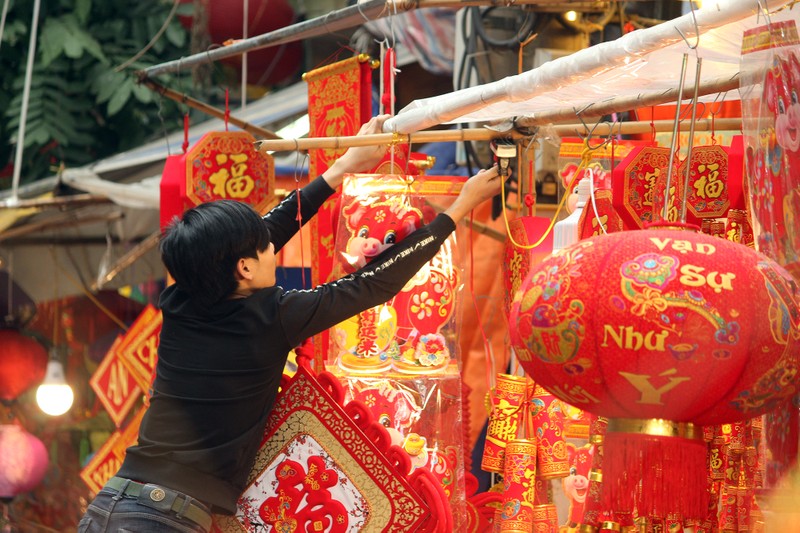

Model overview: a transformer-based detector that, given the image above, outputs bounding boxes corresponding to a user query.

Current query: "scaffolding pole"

[138,0,613,80]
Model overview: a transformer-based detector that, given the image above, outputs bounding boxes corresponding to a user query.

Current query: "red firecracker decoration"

[0,329,47,402]
[509,223,800,518]
[0,424,49,500]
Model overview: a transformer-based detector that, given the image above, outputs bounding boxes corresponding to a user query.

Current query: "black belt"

[104,477,212,531]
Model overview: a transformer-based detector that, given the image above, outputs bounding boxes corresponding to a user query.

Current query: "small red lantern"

[509,224,800,518]
[0,424,49,500]
[0,329,47,402]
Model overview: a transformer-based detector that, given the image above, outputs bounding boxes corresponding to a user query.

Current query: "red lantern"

[509,224,800,518]
[0,329,47,402]
[179,0,302,86]
[0,424,49,500]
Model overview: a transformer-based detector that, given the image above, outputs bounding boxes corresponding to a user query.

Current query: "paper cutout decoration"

[89,335,142,428]
[116,304,162,392]
[612,145,672,229]
[161,131,277,229]
[79,406,145,493]
[679,144,731,220]
[186,131,277,214]
[212,364,436,532]
[80,432,124,494]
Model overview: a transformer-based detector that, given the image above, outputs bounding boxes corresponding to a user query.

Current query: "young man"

[78,115,502,532]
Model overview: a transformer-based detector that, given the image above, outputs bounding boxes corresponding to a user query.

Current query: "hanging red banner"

[185,131,277,215]
[305,55,375,369]
[612,145,671,229]
[89,335,142,428]
[679,144,731,220]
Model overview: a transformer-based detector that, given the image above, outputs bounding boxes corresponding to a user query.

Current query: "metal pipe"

[139,0,389,79]
[139,0,594,79]
[680,57,704,223]
[9,0,42,206]
[663,53,689,221]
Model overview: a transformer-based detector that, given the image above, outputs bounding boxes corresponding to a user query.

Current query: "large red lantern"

[509,224,800,518]
[0,329,47,402]
[179,0,302,86]
[0,424,49,500]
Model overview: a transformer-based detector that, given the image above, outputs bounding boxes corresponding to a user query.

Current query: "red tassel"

[602,428,709,519]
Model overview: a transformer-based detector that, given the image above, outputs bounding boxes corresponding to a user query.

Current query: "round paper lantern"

[180,0,302,86]
[0,329,48,402]
[509,224,800,517]
[0,424,49,501]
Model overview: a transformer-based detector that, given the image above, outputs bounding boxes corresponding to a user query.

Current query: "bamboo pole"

[141,79,281,140]
[0,193,112,210]
[139,0,610,79]
[254,117,742,153]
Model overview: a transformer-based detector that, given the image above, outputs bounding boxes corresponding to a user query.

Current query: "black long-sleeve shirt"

[117,176,456,513]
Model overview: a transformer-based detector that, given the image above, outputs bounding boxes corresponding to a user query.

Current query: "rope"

[501,143,593,249]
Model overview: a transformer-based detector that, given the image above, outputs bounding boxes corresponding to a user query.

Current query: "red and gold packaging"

[499,439,537,533]
[528,382,570,479]
[531,503,559,533]
[483,374,528,473]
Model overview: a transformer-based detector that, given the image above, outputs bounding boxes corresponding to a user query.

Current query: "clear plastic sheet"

[386,2,797,133]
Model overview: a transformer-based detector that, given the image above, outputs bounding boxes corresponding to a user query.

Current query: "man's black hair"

[160,200,271,308]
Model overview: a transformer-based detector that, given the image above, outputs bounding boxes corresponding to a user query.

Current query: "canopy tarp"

[386,0,796,133]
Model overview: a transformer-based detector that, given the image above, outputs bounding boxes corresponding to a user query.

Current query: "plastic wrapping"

[325,173,470,525]
[740,17,800,279]
[386,1,796,132]
[328,173,467,374]
[329,368,468,529]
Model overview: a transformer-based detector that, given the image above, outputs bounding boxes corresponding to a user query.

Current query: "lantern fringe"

[602,431,708,519]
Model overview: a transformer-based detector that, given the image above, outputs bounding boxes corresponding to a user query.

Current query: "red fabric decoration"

[305,55,374,369]
[502,216,554,320]
[510,224,800,518]
[212,365,439,532]
[0,424,49,500]
[0,329,47,402]
[464,472,502,532]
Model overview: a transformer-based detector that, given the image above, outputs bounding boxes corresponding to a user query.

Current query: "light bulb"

[36,360,74,416]
[564,11,578,22]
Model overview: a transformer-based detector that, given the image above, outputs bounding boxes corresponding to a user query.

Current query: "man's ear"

[236,257,254,280]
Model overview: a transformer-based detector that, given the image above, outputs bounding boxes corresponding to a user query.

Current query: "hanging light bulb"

[36,351,73,416]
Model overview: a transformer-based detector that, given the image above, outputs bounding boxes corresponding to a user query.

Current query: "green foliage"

[0,0,196,188]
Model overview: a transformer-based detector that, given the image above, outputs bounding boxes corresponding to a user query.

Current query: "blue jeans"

[78,488,211,533]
